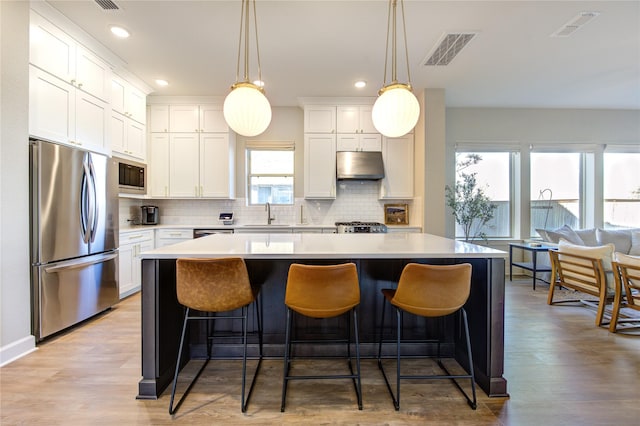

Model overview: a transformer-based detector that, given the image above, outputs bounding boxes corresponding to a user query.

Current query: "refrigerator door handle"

[87,154,98,243]
[43,252,118,273]
[81,155,91,244]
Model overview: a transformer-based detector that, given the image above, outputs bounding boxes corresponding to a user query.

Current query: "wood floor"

[2,279,639,425]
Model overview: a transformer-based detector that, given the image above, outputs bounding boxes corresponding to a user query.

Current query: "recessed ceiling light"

[155,79,169,87]
[109,25,130,38]
[355,81,367,89]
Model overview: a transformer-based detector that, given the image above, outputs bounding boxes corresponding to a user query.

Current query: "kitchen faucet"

[265,202,275,225]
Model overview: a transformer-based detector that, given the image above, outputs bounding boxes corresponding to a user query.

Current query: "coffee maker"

[141,205,159,225]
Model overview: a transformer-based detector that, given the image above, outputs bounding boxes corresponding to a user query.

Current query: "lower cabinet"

[119,229,154,299]
[156,228,193,247]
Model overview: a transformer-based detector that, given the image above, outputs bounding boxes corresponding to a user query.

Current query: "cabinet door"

[380,135,414,199]
[337,106,359,133]
[336,134,359,151]
[149,134,170,197]
[200,133,234,198]
[29,66,75,144]
[75,45,110,102]
[111,112,126,154]
[132,240,154,289]
[127,86,146,124]
[199,105,228,132]
[169,134,199,197]
[75,91,109,153]
[149,105,169,133]
[118,243,134,298]
[127,120,146,160]
[360,134,382,151]
[304,134,336,199]
[304,106,336,133]
[111,78,127,115]
[169,105,199,132]
[29,10,75,84]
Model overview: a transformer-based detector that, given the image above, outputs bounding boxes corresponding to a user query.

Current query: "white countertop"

[140,232,507,260]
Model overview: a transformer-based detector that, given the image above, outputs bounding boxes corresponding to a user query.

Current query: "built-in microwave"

[115,158,146,194]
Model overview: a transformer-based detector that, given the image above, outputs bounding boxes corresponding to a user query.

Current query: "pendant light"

[223,0,272,137]
[372,0,420,138]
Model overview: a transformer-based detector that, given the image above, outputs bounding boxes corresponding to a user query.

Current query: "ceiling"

[46,0,640,109]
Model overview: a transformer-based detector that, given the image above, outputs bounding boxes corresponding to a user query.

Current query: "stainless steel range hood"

[336,151,385,180]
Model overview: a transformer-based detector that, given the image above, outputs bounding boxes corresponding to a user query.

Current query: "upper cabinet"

[111,76,146,124]
[111,75,147,160]
[379,135,414,199]
[336,106,376,134]
[304,106,336,133]
[30,10,110,103]
[147,102,235,199]
[29,65,109,155]
[304,134,336,199]
[168,105,228,133]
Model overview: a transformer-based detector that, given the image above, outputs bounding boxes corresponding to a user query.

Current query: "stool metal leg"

[280,308,293,412]
[352,308,363,410]
[169,308,211,415]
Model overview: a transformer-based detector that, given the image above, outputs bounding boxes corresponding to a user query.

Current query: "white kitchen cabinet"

[119,229,154,298]
[336,133,382,152]
[169,133,200,197]
[380,134,414,199]
[156,228,193,247]
[111,76,146,125]
[304,133,336,199]
[199,133,235,198]
[29,65,109,154]
[304,106,336,133]
[30,10,110,103]
[148,134,170,197]
[111,111,145,160]
[168,105,228,133]
[336,106,376,134]
[151,132,235,198]
[149,105,169,133]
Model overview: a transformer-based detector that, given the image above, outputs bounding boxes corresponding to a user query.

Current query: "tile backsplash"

[119,180,420,227]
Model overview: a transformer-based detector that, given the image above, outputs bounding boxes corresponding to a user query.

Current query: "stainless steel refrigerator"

[30,139,119,341]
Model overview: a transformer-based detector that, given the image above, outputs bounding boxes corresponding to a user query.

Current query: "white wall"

[0,0,35,365]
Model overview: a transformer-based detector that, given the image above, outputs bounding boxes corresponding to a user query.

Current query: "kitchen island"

[137,232,508,399]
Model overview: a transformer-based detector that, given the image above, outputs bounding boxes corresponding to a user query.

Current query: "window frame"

[245,143,295,206]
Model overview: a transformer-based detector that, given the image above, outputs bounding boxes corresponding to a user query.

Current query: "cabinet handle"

[78,82,83,88]
[128,234,144,240]
[165,186,168,197]
[195,186,198,196]
[71,79,76,86]
[169,232,182,236]
[164,128,168,132]
[195,129,199,132]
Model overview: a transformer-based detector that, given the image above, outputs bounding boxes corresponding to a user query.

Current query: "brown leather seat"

[281,263,362,411]
[169,257,262,415]
[377,263,476,410]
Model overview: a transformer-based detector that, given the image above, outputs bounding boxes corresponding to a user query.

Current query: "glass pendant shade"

[372,83,420,137]
[223,82,272,137]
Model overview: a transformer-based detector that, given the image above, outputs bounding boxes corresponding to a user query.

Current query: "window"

[453,152,512,238]
[530,152,581,235]
[246,144,294,205]
[603,152,640,228]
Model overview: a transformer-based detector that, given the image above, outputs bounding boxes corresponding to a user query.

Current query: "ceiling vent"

[94,0,120,11]
[423,33,477,66]
[551,11,600,37]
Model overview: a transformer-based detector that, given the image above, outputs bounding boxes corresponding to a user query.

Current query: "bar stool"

[169,257,262,414]
[281,263,362,412]
[377,263,476,411]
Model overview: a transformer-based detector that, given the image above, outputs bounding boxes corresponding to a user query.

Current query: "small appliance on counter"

[218,212,234,225]
[141,205,159,225]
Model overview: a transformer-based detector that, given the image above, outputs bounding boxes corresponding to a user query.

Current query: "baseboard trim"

[0,335,37,367]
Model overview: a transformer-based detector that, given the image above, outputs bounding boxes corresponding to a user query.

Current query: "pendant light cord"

[382,0,412,87]
[234,0,263,85]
